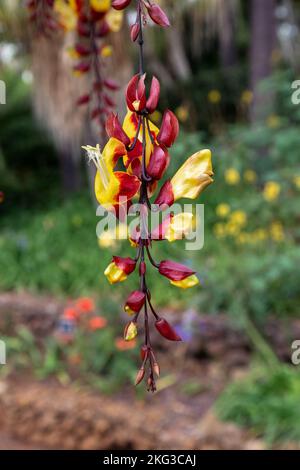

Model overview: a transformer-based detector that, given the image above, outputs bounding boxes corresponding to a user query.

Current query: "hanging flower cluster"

[84,0,214,392]
[27,0,123,134]
[27,0,60,35]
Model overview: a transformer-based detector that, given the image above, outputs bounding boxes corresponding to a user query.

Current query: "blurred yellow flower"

[263,181,281,202]
[236,232,248,244]
[293,176,300,189]
[90,0,111,12]
[226,222,241,236]
[244,169,257,183]
[266,114,281,129]
[229,210,247,227]
[175,105,189,123]
[253,228,268,242]
[101,45,113,57]
[270,222,284,242]
[240,90,253,106]
[98,224,128,248]
[55,0,77,31]
[208,89,221,104]
[216,203,231,218]
[106,8,123,32]
[225,168,240,185]
[213,223,226,238]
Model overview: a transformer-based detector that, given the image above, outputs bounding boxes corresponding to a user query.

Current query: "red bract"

[104,79,119,91]
[76,94,90,106]
[126,74,146,112]
[157,110,179,148]
[154,180,175,207]
[146,3,170,27]
[158,260,196,281]
[155,318,182,341]
[124,290,146,314]
[113,256,136,275]
[130,23,140,42]
[146,76,160,114]
[106,113,131,146]
[112,0,132,10]
[147,145,169,180]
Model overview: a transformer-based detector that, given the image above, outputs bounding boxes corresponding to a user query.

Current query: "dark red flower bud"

[103,79,119,91]
[139,261,146,276]
[147,145,169,180]
[126,74,146,112]
[104,94,115,108]
[146,3,170,27]
[76,94,90,105]
[154,180,174,208]
[112,0,132,10]
[146,76,160,113]
[96,21,110,37]
[140,345,149,361]
[91,108,103,119]
[75,44,91,56]
[130,23,140,42]
[158,260,196,281]
[113,256,136,275]
[124,290,146,315]
[155,318,182,341]
[157,110,179,148]
[106,113,131,146]
[135,366,145,385]
[77,22,90,37]
[73,62,90,74]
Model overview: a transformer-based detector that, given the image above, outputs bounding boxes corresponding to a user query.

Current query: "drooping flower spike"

[84,0,214,392]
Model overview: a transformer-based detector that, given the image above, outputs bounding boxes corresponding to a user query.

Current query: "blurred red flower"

[115,337,137,351]
[63,307,78,320]
[89,316,107,331]
[75,297,95,313]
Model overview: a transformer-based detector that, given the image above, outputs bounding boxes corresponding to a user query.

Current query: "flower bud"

[112,0,131,10]
[154,180,174,208]
[147,145,169,180]
[76,94,90,106]
[103,79,119,90]
[130,23,140,42]
[158,260,196,281]
[124,291,146,315]
[104,257,136,284]
[135,366,145,385]
[140,345,149,361]
[157,110,179,148]
[146,3,170,27]
[105,112,131,146]
[155,318,182,341]
[153,362,160,377]
[146,76,160,113]
[124,321,138,341]
[126,74,146,112]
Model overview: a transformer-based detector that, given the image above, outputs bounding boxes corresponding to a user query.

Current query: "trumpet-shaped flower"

[83,142,140,208]
[155,149,213,207]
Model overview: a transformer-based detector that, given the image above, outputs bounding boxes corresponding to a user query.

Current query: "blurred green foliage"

[216,364,300,444]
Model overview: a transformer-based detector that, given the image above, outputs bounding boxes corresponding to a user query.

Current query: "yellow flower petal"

[263,181,281,202]
[105,9,123,32]
[170,275,200,289]
[171,149,214,200]
[104,262,127,284]
[165,213,194,242]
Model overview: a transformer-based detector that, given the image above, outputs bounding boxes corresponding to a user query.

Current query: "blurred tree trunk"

[165,26,192,81]
[250,0,277,122]
[30,24,132,196]
[219,2,237,71]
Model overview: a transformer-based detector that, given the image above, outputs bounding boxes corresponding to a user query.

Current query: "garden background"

[0,0,300,450]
